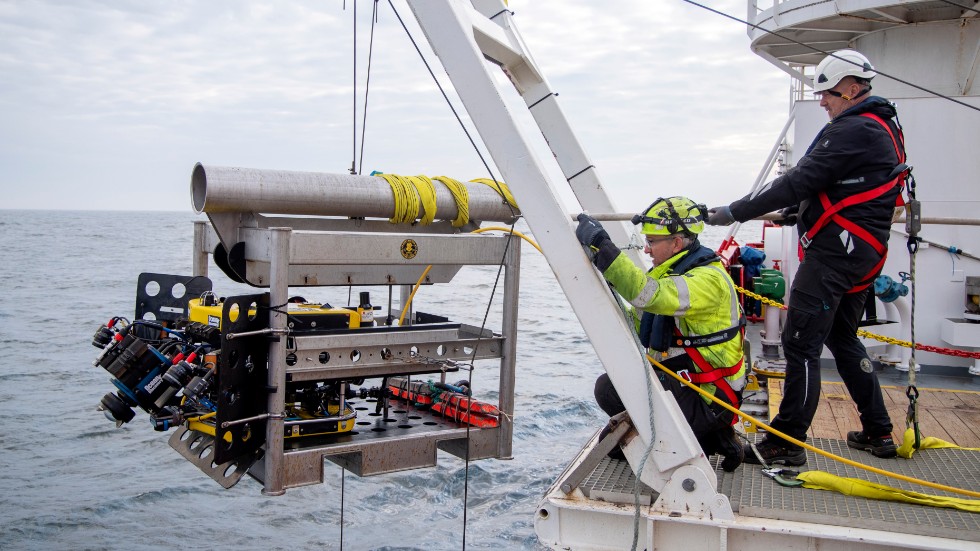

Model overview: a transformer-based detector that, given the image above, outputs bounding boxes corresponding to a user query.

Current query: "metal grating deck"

[577,438,980,541]
[579,457,656,505]
[722,437,980,541]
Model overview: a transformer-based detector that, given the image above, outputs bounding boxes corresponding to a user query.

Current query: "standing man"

[576,197,747,472]
[706,50,905,465]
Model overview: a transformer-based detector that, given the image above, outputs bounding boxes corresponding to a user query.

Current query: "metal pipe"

[191,163,519,222]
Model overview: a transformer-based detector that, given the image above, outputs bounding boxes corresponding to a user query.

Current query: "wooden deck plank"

[926,408,976,447]
[955,389,980,409]
[763,378,980,448]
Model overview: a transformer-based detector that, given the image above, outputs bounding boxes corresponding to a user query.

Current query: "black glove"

[706,206,735,226]
[774,205,799,227]
[575,213,610,249]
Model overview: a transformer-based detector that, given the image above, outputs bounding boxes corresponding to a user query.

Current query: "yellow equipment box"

[188,298,360,331]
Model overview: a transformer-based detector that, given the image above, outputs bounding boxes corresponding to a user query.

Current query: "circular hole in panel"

[319,351,330,364]
[365,399,377,403]
[224,436,234,451]
[383,419,397,423]
[393,409,407,414]
[228,350,239,370]
[242,424,251,442]
[248,302,258,321]
[349,431,359,436]
[180,429,192,441]
[171,283,186,299]
[355,407,368,411]
[350,350,361,362]
[371,428,386,433]
[356,422,371,426]
[398,424,413,429]
[380,348,393,360]
[199,445,213,460]
[409,345,419,357]
[188,435,203,450]
[408,415,422,420]
[225,388,239,405]
[436,344,446,356]
[211,461,218,469]
[142,312,157,321]
[423,421,438,426]
[368,412,381,417]
[286,353,297,366]
[224,464,237,477]
[228,303,240,323]
[463,346,474,355]
[144,280,160,297]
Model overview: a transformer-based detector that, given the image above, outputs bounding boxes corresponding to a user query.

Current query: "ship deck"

[567,370,980,546]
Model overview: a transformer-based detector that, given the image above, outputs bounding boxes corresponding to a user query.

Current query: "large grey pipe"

[191,163,519,222]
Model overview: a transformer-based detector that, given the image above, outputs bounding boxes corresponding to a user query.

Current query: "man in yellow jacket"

[576,196,747,471]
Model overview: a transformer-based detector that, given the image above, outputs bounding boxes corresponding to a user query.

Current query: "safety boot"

[847,431,897,458]
[742,438,807,466]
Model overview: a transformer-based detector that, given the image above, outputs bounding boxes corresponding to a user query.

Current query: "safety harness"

[638,245,745,416]
[799,112,908,293]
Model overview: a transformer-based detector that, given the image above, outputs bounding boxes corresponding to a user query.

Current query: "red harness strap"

[674,331,743,425]
[799,113,907,293]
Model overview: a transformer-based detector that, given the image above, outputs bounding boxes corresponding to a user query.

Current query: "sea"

[0,210,760,550]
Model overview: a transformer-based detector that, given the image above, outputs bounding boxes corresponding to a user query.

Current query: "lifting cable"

[904,171,923,450]
[680,0,980,116]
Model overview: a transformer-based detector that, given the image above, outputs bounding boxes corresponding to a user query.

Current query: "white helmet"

[813,49,876,92]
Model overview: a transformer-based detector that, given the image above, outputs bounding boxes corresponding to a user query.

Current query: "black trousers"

[595,370,736,454]
[768,253,893,450]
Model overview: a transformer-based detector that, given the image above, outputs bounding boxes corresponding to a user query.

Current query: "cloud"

[0,0,790,212]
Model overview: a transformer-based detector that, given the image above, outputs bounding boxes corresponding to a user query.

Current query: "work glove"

[706,206,735,226]
[575,213,621,272]
[774,204,799,227]
[575,213,610,250]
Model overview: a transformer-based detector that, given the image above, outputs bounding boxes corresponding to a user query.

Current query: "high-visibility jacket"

[602,243,746,404]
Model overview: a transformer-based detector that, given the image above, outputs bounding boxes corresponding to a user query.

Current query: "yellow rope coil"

[470,177,518,209]
[378,173,420,224]
[432,175,470,227]
[407,175,437,225]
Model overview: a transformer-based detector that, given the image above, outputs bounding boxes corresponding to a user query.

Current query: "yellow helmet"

[631,196,707,236]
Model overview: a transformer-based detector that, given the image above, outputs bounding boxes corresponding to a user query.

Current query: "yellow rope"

[470,177,518,209]
[433,175,470,227]
[471,226,543,254]
[647,353,980,498]
[398,265,432,326]
[378,173,420,224]
[407,175,437,225]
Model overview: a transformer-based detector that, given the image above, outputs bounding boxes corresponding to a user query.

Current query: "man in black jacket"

[706,50,905,465]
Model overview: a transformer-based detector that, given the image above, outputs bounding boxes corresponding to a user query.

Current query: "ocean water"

[0,210,759,550]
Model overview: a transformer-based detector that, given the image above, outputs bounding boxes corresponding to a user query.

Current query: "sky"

[0,0,788,213]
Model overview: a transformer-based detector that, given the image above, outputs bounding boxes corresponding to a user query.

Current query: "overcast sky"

[0,0,788,213]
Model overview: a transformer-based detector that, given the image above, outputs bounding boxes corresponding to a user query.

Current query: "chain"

[733,285,980,359]
[734,284,788,310]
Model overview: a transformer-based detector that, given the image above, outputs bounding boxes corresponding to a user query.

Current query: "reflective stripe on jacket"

[602,247,746,401]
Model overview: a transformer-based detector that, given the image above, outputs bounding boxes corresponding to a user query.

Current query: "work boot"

[716,426,744,472]
[742,438,807,466]
[847,431,897,458]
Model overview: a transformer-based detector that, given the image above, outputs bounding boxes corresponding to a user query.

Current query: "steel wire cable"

[681,0,980,115]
